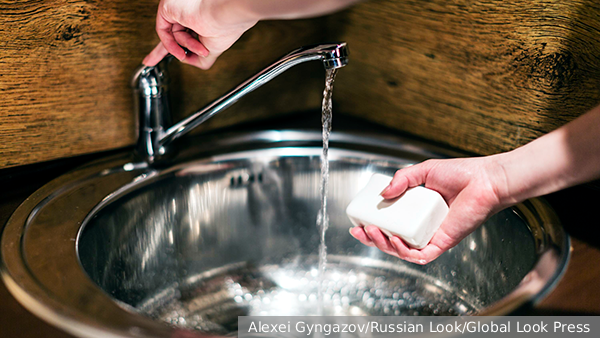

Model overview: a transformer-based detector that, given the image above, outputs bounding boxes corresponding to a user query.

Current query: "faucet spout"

[320,43,349,70]
[132,43,348,163]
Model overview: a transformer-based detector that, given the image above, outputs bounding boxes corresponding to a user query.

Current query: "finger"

[195,53,219,69]
[364,226,400,257]
[388,194,488,265]
[172,24,209,57]
[389,237,418,262]
[143,42,169,66]
[178,51,220,70]
[389,236,444,265]
[381,161,434,199]
[156,13,186,61]
[349,227,375,247]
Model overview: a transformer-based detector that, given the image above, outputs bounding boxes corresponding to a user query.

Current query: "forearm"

[497,105,600,204]
[213,0,362,25]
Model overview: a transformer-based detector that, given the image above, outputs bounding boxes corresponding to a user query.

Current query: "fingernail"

[364,226,375,239]
[380,184,391,196]
[349,228,357,238]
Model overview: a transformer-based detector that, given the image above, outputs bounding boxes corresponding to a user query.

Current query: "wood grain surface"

[0,0,327,169]
[537,239,600,314]
[3,0,600,168]
[0,0,155,168]
[329,0,600,154]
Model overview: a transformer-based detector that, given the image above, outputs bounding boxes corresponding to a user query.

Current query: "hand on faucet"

[143,0,361,69]
[142,0,257,69]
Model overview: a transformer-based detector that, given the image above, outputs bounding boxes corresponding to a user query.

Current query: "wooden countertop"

[1,142,599,337]
[531,187,600,315]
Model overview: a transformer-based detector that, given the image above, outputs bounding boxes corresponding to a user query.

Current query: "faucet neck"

[131,43,348,164]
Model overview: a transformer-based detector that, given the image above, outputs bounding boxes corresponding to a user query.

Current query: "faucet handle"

[131,56,173,95]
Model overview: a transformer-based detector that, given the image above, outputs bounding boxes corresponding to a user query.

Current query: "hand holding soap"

[346,173,449,249]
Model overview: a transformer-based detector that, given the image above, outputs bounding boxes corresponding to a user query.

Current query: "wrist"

[493,134,572,205]
[478,152,521,210]
[492,151,528,207]
[209,0,261,28]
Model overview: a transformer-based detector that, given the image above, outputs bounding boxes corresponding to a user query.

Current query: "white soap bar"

[346,173,449,249]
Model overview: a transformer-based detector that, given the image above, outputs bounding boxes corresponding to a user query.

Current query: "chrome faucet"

[131,43,349,163]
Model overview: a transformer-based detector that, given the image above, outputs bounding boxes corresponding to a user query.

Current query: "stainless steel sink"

[1,130,569,338]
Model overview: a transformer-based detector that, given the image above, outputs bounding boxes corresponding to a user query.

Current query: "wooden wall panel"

[0,1,327,169]
[3,0,600,169]
[1,0,154,168]
[329,0,600,155]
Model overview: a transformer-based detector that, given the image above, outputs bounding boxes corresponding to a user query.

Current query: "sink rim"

[1,129,570,338]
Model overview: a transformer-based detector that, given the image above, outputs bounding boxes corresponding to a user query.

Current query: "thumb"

[381,161,433,199]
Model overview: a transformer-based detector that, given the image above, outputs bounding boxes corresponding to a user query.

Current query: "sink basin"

[1,130,569,337]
